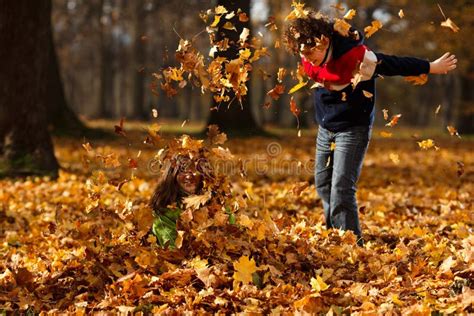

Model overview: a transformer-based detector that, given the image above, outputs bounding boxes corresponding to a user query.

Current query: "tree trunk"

[99,0,115,118]
[131,0,147,119]
[0,0,59,177]
[207,0,262,135]
[456,73,474,134]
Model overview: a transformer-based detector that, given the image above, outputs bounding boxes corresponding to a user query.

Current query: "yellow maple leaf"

[285,1,309,21]
[333,18,352,37]
[288,81,307,94]
[239,48,251,60]
[364,20,383,38]
[343,9,356,20]
[233,256,257,285]
[214,5,228,15]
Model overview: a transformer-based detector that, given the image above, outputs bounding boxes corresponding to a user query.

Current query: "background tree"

[0,0,59,177]
[207,0,262,135]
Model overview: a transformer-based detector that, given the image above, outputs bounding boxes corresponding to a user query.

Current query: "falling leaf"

[285,1,309,21]
[152,109,158,118]
[297,129,301,137]
[82,142,93,153]
[289,96,300,117]
[362,90,373,98]
[239,12,249,22]
[114,117,126,137]
[233,256,258,285]
[181,119,187,127]
[239,48,252,60]
[398,9,405,19]
[405,74,428,85]
[383,109,389,120]
[223,22,236,31]
[277,68,287,83]
[457,161,465,177]
[326,156,331,167]
[333,18,352,37]
[343,9,356,20]
[128,158,138,169]
[385,114,402,127]
[265,16,278,31]
[288,81,307,94]
[214,5,228,15]
[330,3,345,12]
[447,126,461,138]
[364,20,383,38]
[224,11,235,20]
[351,72,362,89]
[435,105,441,115]
[207,124,228,145]
[267,84,285,100]
[239,28,250,44]
[210,15,222,28]
[441,18,460,33]
[417,139,436,150]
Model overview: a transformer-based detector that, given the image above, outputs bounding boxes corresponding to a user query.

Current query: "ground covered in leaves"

[0,126,472,314]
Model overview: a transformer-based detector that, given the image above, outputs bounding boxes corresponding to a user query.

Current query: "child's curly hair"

[283,10,334,55]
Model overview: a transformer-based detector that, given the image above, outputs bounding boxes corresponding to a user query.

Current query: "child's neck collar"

[319,41,333,66]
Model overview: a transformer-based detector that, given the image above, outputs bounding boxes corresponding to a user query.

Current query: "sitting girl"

[149,152,207,248]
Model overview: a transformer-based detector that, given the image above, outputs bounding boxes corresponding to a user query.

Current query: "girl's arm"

[374,52,457,77]
[374,53,430,77]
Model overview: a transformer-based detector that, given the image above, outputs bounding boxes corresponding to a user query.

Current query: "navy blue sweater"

[303,30,430,132]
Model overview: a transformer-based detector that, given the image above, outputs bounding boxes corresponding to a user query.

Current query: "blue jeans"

[315,125,371,245]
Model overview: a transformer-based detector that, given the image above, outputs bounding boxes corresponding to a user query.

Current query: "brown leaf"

[267,84,285,100]
[385,114,402,127]
[404,74,428,85]
[441,18,460,33]
[114,117,126,136]
[289,96,300,117]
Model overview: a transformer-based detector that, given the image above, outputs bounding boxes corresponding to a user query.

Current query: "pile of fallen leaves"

[0,122,472,314]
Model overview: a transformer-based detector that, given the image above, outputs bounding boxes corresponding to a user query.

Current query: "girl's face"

[299,37,330,66]
[176,168,202,195]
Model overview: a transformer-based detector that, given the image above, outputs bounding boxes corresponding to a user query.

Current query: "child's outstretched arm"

[373,51,457,77]
[429,52,457,74]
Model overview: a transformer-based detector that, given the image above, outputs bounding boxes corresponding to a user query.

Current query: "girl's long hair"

[149,160,180,213]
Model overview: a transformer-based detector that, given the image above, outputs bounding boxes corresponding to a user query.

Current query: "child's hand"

[429,52,457,74]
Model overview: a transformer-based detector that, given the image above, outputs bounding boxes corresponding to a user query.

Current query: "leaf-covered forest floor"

[0,123,472,314]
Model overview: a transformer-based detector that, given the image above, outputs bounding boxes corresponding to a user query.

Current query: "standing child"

[283,9,457,246]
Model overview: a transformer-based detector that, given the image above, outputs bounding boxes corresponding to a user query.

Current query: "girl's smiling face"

[176,168,202,195]
[299,36,330,66]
